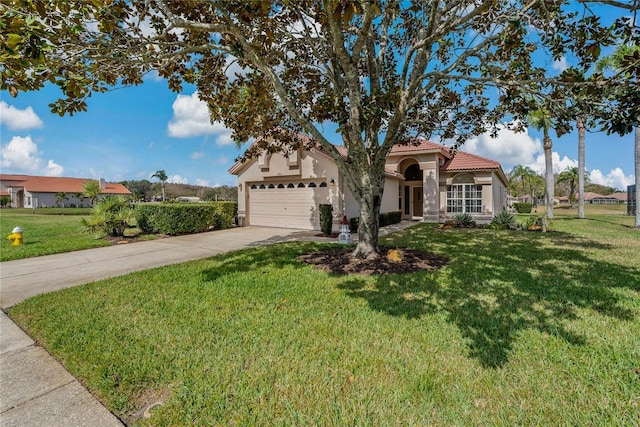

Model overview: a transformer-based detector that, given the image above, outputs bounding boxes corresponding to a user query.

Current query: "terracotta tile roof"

[389,139,502,172]
[442,150,501,171]
[229,134,506,183]
[576,192,627,201]
[0,174,131,195]
[610,192,628,201]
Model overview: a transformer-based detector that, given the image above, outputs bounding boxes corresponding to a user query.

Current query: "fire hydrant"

[7,227,24,246]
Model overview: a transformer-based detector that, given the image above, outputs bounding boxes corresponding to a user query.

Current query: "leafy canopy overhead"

[2,1,637,147]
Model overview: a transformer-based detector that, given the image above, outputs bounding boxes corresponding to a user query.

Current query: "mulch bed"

[298,246,449,276]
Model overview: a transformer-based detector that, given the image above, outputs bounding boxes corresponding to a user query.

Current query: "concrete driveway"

[1,226,314,309]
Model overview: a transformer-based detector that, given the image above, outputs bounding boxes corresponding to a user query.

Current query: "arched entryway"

[399,160,424,219]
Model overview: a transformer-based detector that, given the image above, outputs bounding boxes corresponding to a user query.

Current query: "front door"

[412,187,423,218]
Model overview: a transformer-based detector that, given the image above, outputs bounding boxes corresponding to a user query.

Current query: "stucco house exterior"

[229,138,508,230]
[0,174,131,208]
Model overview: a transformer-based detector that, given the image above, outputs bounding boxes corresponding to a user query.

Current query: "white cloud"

[191,151,205,160]
[464,125,582,176]
[194,178,210,186]
[167,174,188,184]
[552,57,568,72]
[44,160,64,176]
[0,102,44,130]
[1,135,42,171]
[167,92,234,145]
[144,70,164,82]
[526,152,578,175]
[464,125,542,169]
[225,55,250,80]
[0,135,64,175]
[589,168,634,191]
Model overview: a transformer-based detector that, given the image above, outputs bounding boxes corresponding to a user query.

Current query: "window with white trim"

[446,174,482,214]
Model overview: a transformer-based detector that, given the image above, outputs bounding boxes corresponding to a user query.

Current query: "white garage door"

[249,181,331,229]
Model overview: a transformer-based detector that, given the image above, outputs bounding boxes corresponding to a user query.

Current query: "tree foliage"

[80,194,134,238]
[2,0,638,257]
[151,169,168,202]
[557,167,582,207]
[509,165,543,201]
[82,180,102,206]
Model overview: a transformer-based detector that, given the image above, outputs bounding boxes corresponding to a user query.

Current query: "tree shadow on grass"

[201,242,320,283]
[339,227,639,368]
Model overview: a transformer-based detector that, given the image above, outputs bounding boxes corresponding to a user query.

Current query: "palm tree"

[509,165,539,202]
[151,170,168,202]
[55,192,67,208]
[557,167,584,208]
[597,44,640,227]
[83,180,102,206]
[576,116,586,219]
[72,191,85,207]
[528,108,556,223]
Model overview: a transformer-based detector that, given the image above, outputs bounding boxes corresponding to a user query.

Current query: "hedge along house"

[229,138,508,231]
[0,174,131,208]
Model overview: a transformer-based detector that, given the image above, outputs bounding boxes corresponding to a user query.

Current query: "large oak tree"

[2,0,638,257]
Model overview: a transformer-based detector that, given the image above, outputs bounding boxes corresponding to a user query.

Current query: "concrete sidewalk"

[0,222,418,426]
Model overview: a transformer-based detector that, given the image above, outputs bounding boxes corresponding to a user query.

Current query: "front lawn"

[8,215,640,425]
[0,209,111,261]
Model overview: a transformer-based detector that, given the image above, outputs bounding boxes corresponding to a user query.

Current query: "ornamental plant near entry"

[319,204,333,236]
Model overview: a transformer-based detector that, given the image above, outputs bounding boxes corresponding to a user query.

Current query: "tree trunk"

[543,131,554,221]
[577,116,586,219]
[352,192,382,259]
[635,126,639,227]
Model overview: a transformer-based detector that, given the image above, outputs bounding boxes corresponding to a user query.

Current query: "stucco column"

[422,159,440,222]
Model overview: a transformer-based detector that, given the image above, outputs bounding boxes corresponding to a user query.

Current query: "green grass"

[0,209,111,261]
[8,211,639,425]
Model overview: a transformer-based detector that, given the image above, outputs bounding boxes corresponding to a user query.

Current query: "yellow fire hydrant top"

[7,226,24,246]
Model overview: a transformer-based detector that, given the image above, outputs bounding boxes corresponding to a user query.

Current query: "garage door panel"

[249,185,330,229]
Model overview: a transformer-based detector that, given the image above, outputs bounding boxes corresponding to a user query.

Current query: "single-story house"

[0,174,131,208]
[575,192,627,205]
[229,138,508,230]
[176,196,202,203]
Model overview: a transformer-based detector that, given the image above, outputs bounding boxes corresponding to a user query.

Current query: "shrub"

[453,213,476,228]
[81,195,135,237]
[319,204,333,236]
[350,216,359,233]
[379,212,390,227]
[513,202,533,213]
[134,202,237,235]
[213,201,237,229]
[520,215,554,231]
[349,210,402,233]
[388,211,402,224]
[488,211,519,230]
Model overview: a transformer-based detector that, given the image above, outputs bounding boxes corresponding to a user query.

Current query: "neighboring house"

[0,174,131,208]
[176,196,202,203]
[229,138,508,230]
[575,192,627,205]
